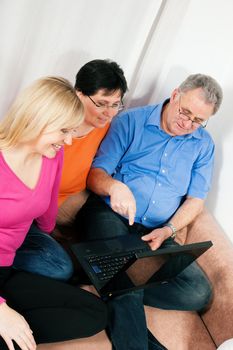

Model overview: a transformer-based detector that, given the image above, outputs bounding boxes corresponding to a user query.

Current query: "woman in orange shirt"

[57,59,128,225]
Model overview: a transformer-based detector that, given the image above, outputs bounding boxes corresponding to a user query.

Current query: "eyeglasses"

[178,95,208,128]
[87,95,124,111]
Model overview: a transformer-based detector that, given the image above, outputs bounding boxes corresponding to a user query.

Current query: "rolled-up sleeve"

[187,137,215,199]
[92,113,132,175]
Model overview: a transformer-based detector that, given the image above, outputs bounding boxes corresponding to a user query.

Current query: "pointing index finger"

[128,206,135,226]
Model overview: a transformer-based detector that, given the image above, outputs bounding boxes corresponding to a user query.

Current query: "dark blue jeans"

[13,223,73,281]
[75,194,212,350]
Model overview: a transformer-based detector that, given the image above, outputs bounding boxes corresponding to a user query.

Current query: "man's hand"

[0,302,36,350]
[109,182,136,225]
[141,226,172,250]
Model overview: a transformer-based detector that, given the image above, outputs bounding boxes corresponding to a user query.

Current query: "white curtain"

[0,0,166,116]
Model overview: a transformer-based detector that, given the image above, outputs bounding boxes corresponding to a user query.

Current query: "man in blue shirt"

[77,74,223,350]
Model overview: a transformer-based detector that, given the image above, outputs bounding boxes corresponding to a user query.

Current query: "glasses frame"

[178,95,208,128]
[87,95,124,111]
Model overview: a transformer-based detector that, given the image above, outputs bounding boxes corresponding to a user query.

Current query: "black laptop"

[71,234,212,300]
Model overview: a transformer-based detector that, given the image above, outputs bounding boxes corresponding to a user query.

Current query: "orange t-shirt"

[58,125,109,206]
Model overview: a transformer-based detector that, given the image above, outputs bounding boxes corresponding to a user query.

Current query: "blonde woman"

[0,77,107,350]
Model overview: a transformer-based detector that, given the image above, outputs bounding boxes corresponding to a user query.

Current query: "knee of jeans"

[39,247,74,281]
[111,289,144,307]
[52,255,74,281]
[192,280,213,311]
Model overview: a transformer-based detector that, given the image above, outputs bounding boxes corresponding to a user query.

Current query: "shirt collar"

[146,99,202,140]
[146,100,166,129]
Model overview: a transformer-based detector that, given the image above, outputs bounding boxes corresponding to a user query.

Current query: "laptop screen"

[100,244,211,298]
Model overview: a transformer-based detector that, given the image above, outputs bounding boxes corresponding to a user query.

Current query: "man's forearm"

[87,168,119,196]
[168,197,204,231]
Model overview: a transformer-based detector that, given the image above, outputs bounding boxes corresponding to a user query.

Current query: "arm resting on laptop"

[142,197,204,250]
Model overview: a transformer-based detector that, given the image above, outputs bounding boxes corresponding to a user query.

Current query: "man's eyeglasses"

[87,95,124,112]
[178,95,208,128]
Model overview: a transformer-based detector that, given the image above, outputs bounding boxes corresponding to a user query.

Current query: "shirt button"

[152,200,155,204]
[162,169,165,173]
[158,183,161,186]
[143,217,147,221]
[164,153,168,157]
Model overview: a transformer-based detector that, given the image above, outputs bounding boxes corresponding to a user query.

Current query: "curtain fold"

[0,0,162,117]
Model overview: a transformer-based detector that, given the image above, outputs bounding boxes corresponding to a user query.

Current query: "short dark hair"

[74,59,128,97]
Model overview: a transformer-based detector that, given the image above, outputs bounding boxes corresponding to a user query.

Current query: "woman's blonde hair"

[0,76,84,149]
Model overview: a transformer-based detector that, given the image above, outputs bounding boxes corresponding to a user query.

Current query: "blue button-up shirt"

[92,101,215,228]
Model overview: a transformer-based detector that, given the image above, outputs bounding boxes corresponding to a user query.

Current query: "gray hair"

[178,74,223,114]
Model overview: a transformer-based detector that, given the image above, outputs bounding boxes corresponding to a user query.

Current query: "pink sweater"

[0,149,63,303]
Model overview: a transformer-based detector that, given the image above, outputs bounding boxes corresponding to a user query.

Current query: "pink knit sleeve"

[36,149,64,233]
[0,296,6,304]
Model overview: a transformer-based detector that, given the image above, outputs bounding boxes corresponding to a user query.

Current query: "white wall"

[1,0,233,241]
[0,0,162,115]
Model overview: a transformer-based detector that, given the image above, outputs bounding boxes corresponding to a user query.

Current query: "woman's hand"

[0,302,36,350]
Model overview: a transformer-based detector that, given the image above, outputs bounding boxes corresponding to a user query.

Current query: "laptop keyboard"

[86,248,148,281]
